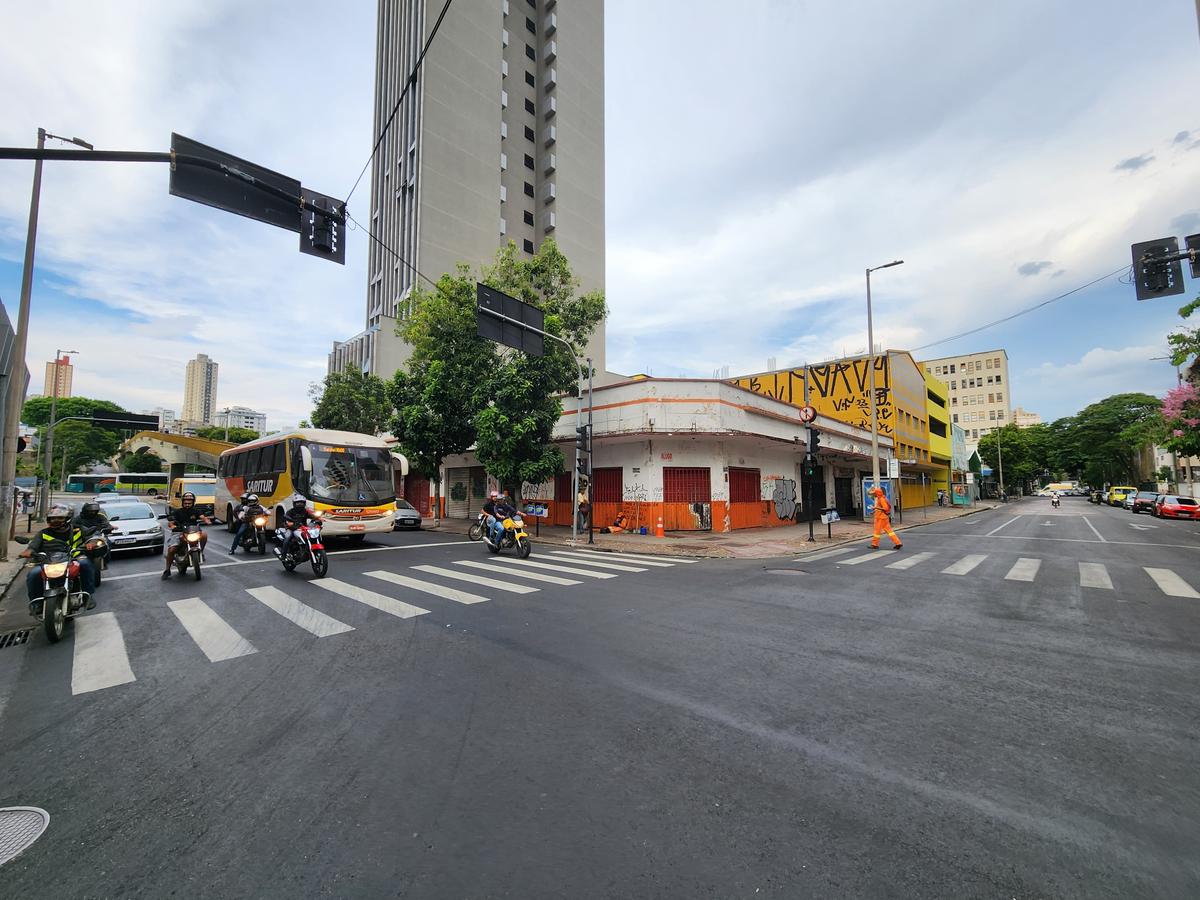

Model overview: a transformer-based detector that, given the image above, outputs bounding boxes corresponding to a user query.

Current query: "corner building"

[330,0,606,378]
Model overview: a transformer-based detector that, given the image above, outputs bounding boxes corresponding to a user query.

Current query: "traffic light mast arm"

[1140,248,1197,266]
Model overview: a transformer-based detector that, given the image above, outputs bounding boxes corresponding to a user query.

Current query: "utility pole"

[865,260,904,489]
[587,358,594,545]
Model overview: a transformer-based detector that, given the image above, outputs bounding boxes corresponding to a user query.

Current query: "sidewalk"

[423,502,1002,560]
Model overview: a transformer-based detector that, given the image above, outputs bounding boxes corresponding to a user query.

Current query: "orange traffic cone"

[655,515,664,538]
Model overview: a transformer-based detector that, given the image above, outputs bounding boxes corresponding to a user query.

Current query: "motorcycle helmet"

[239,492,251,503]
[81,501,101,517]
[247,494,259,505]
[181,491,196,506]
[488,490,499,500]
[46,504,72,528]
[291,495,307,510]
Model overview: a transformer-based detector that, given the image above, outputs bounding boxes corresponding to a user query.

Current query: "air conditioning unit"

[543,211,556,232]
[545,67,557,90]
[544,13,557,34]
[543,96,557,118]
[544,182,556,202]
[545,40,557,61]
[543,124,557,146]
[544,153,557,174]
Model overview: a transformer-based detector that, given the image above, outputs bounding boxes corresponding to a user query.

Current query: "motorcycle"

[467,510,488,542]
[274,514,328,578]
[82,527,112,585]
[236,512,271,554]
[1051,495,1061,509]
[30,549,90,643]
[172,524,205,581]
[483,514,532,558]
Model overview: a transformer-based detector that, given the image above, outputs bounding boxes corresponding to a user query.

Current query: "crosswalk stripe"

[555,550,676,568]
[542,553,647,572]
[886,551,935,571]
[246,586,356,636]
[366,570,490,604]
[71,612,136,695]
[449,560,580,586]
[312,578,431,618]
[1144,567,1200,599]
[168,597,258,662]
[1078,563,1113,590]
[488,557,618,579]
[412,564,540,594]
[942,554,988,576]
[796,547,855,563]
[1005,558,1041,582]
[839,551,890,566]
[575,550,695,564]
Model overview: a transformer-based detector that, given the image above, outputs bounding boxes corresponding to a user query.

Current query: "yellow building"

[732,350,941,508]
[925,371,952,501]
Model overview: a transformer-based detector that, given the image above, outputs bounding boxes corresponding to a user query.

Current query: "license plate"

[113,537,137,545]
[349,523,366,532]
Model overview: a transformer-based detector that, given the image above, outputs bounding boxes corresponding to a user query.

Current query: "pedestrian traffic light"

[575,424,590,453]
[803,454,818,479]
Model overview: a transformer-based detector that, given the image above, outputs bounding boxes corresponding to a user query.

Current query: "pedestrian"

[576,480,590,532]
[868,486,902,550]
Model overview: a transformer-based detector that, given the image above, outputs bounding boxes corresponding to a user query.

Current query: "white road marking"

[986,517,1020,536]
[167,598,258,662]
[365,570,490,604]
[412,565,539,594]
[794,547,855,563]
[245,586,356,636]
[448,560,580,586]
[886,551,935,570]
[573,550,696,564]
[1004,558,1041,582]
[71,612,136,695]
[942,554,988,576]
[1144,568,1200,599]
[555,551,673,568]
[487,557,617,579]
[313,578,432,618]
[542,553,647,572]
[1080,517,1107,543]
[838,551,890,566]
[1078,563,1113,590]
[1128,523,1157,531]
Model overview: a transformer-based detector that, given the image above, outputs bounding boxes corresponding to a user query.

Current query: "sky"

[1,1,1199,430]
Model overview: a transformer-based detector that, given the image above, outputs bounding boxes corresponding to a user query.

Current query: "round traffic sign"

[799,405,817,423]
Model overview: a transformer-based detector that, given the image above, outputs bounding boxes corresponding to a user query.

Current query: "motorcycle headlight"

[186,533,201,543]
[43,562,68,578]
[312,510,324,518]
[512,517,524,527]
[253,516,267,526]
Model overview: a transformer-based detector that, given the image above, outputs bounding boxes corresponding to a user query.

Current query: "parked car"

[1130,491,1158,515]
[103,502,166,554]
[1107,486,1137,507]
[1153,494,1200,520]
[393,498,423,530]
[1089,490,1104,504]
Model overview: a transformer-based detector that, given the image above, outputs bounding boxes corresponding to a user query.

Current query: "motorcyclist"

[163,491,211,579]
[277,495,318,557]
[489,491,517,545]
[229,493,268,554]
[482,490,499,534]
[1051,490,1061,508]
[74,499,114,568]
[21,504,97,613]
[231,491,251,524]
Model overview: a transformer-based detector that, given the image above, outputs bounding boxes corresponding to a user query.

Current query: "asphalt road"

[1,497,1198,898]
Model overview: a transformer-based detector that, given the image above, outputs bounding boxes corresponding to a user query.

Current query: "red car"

[1131,491,1159,514]
[1153,494,1200,520]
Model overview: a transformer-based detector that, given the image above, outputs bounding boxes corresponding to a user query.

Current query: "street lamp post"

[42,348,78,512]
[865,260,904,488]
[0,129,91,556]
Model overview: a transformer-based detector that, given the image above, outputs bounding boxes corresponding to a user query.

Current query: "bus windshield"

[304,442,394,506]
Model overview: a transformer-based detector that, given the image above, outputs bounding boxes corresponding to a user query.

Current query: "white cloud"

[1022,344,1171,415]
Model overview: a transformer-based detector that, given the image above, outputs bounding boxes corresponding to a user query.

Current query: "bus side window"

[271,442,285,473]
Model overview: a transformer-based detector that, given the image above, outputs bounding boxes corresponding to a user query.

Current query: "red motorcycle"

[274,514,329,578]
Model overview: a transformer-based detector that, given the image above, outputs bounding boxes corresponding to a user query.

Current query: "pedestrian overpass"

[120,431,237,486]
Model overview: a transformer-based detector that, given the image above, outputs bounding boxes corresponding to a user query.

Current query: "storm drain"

[0,629,32,650]
[0,807,49,867]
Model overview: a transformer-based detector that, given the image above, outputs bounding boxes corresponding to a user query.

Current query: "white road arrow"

[1128,523,1157,531]
[1041,521,1055,526]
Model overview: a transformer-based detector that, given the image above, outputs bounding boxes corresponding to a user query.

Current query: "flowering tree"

[1161,383,1200,458]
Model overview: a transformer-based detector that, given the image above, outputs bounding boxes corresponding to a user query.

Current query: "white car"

[103,502,165,555]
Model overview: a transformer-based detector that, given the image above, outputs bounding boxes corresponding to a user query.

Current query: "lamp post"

[0,129,92,553]
[865,260,904,488]
[42,348,78,512]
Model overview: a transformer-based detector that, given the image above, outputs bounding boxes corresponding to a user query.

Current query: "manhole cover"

[0,807,49,867]
[0,629,33,650]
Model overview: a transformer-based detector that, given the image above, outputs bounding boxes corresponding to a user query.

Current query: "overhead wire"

[910,264,1134,353]
[343,0,455,207]
[345,211,440,291]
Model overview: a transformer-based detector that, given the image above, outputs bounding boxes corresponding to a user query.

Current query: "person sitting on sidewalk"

[600,512,628,535]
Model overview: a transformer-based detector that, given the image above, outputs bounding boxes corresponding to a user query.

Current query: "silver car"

[393,499,422,529]
[104,502,165,554]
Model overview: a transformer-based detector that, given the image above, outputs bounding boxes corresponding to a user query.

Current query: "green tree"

[1167,296,1200,368]
[978,424,1051,492]
[310,368,392,435]
[1063,393,1162,486]
[120,451,164,473]
[51,420,123,481]
[194,426,260,444]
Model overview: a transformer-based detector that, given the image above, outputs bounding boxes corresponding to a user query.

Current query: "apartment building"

[43,356,73,399]
[919,350,1012,448]
[181,353,219,426]
[214,406,268,434]
[330,0,606,378]
[1012,406,1042,428]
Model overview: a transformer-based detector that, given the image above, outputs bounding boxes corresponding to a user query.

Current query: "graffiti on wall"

[732,357,894,435]
[772,478,798,520]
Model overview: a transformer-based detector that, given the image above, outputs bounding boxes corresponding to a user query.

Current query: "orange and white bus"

[215,428,397,540]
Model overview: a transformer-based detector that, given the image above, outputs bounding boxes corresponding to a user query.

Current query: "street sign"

[170,133,302,234]
[475,283,545,357]
[887,457,899,479]
[1132,237,1185,301]
[299,188,346,265]
[91,412,160,431]
[798,405,816,423]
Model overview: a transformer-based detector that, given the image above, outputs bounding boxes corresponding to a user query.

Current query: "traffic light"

[16,436,26,453]
[575,424,590,453]
[576,458,590,477]
[803,455,818,479]
[808,427,821,454]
